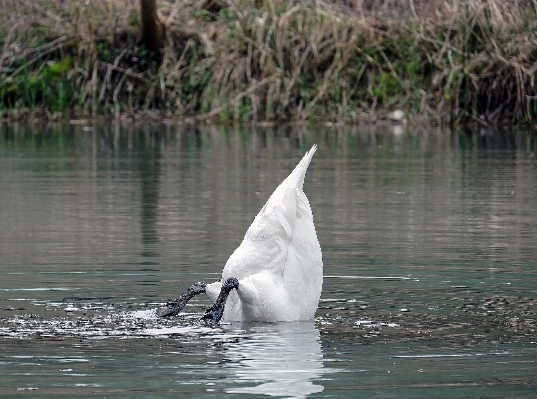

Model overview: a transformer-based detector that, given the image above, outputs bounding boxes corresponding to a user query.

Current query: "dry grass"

[1,0,537,126]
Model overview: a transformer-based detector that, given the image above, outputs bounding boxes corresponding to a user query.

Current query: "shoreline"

[0,107,412,127]
[3,114,536,139]
[2,0,537,128]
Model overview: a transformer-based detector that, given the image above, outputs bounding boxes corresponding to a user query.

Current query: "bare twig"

[16,0,63,23]
[26,35,70,55]
[0,41,69,89]
[97,47,130,103]
[0,23,20,70]
[195,70,282,120]
[113,68,130,117]
[458,108,490,128]
[101,63,151,84]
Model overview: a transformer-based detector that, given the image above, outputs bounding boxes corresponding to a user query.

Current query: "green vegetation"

[1,0,537,127]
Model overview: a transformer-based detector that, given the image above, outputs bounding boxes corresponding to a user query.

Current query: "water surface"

[1,124,536,397]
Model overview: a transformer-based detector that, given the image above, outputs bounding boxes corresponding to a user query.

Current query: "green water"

[0,124,536,397]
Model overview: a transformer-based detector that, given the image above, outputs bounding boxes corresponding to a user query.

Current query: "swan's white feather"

[206,145,322,322]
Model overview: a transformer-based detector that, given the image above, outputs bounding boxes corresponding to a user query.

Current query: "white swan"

[157,145,322,323]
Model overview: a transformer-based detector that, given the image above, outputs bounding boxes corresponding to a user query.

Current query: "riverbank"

[2,0,537,127]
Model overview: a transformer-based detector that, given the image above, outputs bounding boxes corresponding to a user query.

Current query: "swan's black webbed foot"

[156,282,207,317]
[201,277,239,325]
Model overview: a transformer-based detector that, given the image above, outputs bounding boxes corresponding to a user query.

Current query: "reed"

[1,0,536,126]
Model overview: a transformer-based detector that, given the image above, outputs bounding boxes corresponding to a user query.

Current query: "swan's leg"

[201,277,239,324]
[156,282,207,317]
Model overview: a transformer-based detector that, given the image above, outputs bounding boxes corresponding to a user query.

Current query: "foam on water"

[129,309,159,319]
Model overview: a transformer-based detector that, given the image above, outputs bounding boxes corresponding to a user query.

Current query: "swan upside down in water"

[157,145,322,324]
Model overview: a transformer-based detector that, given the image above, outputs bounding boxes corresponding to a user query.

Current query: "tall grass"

[1,0,537,126]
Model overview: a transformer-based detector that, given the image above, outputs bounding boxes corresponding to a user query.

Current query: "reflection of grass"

[1,0,537,126]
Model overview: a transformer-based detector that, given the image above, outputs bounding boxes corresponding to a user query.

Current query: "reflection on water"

[224,322,324,398]
[136,127,163,270]
[1,124,537,397]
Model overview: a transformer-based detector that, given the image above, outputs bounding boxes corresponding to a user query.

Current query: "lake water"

[0,124,536,398]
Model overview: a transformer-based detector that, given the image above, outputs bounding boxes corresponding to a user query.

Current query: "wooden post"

[140,0,165,53]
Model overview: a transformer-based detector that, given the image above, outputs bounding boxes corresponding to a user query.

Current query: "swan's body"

[205,145,322,322]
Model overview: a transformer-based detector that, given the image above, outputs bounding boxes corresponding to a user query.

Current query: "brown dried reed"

[1,0,537,126]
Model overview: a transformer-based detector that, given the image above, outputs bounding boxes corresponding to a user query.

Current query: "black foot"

[157,282,207,317]
[201,277,239,325]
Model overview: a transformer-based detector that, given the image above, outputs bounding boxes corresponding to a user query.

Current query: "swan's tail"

[285,144,317,190]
